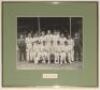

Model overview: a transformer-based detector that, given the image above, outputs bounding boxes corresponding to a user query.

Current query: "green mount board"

[2,1,98,87]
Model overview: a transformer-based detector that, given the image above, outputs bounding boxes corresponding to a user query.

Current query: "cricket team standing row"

[17,30,81,64]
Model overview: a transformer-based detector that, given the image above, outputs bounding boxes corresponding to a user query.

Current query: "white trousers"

[41,52,49,63]
[32,52,39,64]
[54,53,60,64]
[30,51,36,61]
[60,52,67,64]
[67,45,74,63]
[26,44,32,62]
[26,48,31,62]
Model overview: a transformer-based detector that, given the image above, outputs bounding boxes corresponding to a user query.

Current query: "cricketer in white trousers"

[60,45,67,64]
[33,43,41,64]
[51,34,60,64]
[40,35,51,64]
[67,38,74,63]
[30,37,40,63]
[54,45,60,64]
[45,34,54,64]
[39,44,47,63]
[58,37,68,64]
[25,37,33,62]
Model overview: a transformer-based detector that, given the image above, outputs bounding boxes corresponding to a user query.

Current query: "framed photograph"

[2,1,98,87]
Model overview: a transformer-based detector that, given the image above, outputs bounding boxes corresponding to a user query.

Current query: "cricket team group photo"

[17,17,83,69]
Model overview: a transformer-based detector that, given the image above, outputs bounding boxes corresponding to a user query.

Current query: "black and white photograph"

[17,17,83,70]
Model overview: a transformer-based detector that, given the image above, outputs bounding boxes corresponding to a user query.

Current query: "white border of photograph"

[16,16,84,70]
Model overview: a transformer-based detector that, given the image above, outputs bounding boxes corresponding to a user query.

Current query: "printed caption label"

[42,74,58,79]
